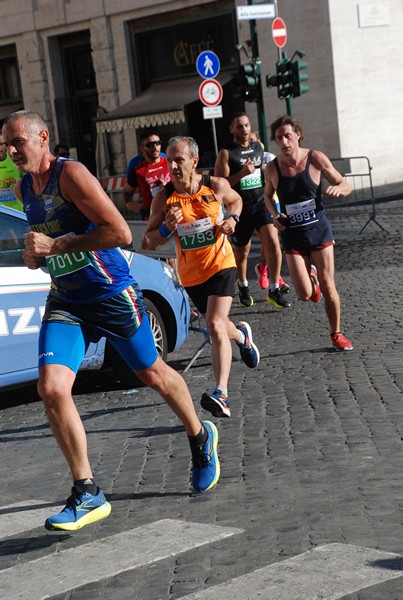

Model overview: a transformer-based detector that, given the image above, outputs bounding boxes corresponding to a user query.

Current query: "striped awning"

[95,73,232,134]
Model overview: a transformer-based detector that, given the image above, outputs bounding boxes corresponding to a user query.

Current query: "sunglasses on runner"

[144,140,162,148]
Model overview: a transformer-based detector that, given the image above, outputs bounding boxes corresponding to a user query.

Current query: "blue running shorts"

[38,314,158,373]
[38,288,158,373]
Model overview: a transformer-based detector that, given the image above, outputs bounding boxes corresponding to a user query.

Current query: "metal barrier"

[100,175,138,221]
[323,156,385,233]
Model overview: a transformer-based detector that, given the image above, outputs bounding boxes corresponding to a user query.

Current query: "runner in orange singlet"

[143,136,260,419]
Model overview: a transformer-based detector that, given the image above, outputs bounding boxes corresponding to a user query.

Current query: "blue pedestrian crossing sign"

[196,51,220,80]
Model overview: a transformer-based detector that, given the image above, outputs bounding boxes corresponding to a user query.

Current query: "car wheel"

[106,297,168,387]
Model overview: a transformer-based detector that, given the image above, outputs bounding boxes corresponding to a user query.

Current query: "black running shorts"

[185,267,237,315]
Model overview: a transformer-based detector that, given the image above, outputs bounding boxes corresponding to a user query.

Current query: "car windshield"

[0,213,29,266]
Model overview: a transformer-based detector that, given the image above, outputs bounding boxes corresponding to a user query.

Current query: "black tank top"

[227,141,264,204]
[273,150,324,230]
[273,150,323,211]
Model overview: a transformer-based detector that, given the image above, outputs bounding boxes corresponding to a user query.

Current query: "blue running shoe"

[201,388,230,418]
[191,421,220,493]
[45,486,112,531]
[235,321,260,368]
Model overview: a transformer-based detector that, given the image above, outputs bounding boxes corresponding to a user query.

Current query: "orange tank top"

[166,176,236,287]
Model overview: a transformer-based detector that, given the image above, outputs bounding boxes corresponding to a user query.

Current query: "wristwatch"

[228,213,240,223]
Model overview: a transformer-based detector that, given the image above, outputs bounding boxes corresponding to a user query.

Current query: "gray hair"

[167,136,199,158]
[3,110,48,133]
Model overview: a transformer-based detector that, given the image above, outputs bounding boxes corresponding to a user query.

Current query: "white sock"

[216,385,228,396]
[269,283,280,292]
[238,280,248,287]
[237,330,246,345]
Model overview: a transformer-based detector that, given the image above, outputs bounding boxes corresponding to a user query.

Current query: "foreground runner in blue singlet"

[2,110,221,531]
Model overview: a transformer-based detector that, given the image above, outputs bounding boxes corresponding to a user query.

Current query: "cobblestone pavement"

[1,199,403,599]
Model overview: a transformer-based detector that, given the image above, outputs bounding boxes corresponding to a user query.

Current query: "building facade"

[0,0,401,189]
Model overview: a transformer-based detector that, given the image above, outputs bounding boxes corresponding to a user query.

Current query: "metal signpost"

[271,16,291,114]
[196,50,222,157]
[235,1,277,148]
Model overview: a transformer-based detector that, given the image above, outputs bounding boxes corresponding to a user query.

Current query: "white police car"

[0,205,190,390]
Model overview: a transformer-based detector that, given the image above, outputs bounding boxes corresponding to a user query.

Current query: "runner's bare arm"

[23,161,132,259]
[264,163,286,231]
[264,163,280,216]
[311,150,352,198]
[212,176,242,236]
[122,180,140,214]
[142,188,173,250]
[214,148,255,187]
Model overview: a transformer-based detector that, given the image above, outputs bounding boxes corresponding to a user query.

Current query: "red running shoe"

[254,262,269,289]
[331,332,353,352]
[310,265,322,303]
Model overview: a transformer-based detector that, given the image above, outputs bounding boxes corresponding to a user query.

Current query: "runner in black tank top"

[273,149,334,253]
[265,115,353,352]
[214,112,291,309]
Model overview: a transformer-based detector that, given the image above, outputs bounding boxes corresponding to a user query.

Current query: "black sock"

[188,425,208,448]
[74,478,98,495]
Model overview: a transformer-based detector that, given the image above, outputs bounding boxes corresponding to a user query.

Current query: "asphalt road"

[1,199,403,600]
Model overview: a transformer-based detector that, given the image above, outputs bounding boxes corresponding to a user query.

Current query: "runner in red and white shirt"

[123,130,171,221]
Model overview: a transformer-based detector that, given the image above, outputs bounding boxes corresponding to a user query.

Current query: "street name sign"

[236,4,275,20]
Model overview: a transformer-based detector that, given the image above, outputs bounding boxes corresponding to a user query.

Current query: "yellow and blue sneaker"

[191,421,220,493]
[45,486,111,531]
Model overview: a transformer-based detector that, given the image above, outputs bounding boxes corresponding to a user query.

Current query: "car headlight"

[161,261,181,286]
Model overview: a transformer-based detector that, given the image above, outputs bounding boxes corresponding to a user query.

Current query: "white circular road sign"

[199,78,223,107]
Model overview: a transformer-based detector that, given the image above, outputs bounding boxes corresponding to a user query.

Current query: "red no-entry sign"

[272,17,287,48]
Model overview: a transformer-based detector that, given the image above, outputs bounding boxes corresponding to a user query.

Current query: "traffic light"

[266,73,279,89]
[266,58,293,99]
[266,53,309,100]
[291,60,309,97]
[237,60,261,102]
[275,58,293,98]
